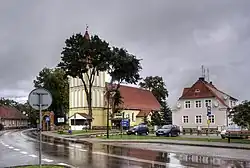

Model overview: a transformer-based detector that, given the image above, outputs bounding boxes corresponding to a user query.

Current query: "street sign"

[28,88,52,167]
[28,88,52,110]
[207,119,210,124]
[45,116,50,122]
[57,117,65,123]
[207,106,211,116]
[121,119,129,127]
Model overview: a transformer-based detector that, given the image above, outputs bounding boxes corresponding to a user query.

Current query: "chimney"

[199,77,205,81]
[209,81,213,85]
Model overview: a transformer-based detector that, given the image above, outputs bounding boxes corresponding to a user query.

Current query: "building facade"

[68,71,107,129]
[0,105,28,129]
[172,77,238,131]
[68,29,161,130]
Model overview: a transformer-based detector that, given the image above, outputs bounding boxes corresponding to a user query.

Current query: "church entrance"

[43,115,50,131]
[42,111,54,131]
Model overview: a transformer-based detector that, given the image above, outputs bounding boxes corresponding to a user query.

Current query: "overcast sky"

[0,0,250,106]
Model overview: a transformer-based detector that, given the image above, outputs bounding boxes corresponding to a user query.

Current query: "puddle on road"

[33,134,250,168]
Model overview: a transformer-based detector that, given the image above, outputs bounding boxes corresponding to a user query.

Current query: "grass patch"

[15,166,64,168]
[98,135,250,144]
[57,130,95,135]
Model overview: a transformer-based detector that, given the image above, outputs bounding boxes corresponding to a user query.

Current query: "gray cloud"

[0,0,250,106]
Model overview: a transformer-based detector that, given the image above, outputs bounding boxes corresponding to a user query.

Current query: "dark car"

[156,125,180,137]
[127,124,149,135]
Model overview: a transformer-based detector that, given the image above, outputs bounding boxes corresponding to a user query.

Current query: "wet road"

[0,130,250,168]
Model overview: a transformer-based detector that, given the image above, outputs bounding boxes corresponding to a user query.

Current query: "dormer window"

[195,89,200,93]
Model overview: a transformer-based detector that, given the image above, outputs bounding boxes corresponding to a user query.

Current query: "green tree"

[58,33,111,127]
[0,97,18,107]
[108,47,142,114]
[229,100,250,129]
[150,112,162,126]
[139,76,172,125]
[34,67,69,116]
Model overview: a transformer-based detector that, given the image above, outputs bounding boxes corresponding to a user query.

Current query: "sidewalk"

[41,131,250,150]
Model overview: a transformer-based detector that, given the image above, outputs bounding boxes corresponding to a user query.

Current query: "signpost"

[207,106,212,141]
[28,88,52,168]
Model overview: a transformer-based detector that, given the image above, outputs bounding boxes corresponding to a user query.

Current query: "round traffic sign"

[28,88,52,110]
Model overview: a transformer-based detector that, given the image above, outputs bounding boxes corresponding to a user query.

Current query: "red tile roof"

[106,84,161,116]
[179,77,237,108]
[118,85,161,111]
[0,106,28,119]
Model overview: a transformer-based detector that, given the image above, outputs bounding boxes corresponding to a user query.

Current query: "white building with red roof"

[172,77,238,131]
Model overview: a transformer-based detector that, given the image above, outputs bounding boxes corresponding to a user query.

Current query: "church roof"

[114,84,161,112]
[0,106,28,119]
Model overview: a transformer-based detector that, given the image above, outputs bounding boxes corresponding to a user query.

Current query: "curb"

[98,140,250,150]
[39,132,250,150]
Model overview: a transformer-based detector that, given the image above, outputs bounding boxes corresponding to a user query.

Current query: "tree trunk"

[87,85,92,129]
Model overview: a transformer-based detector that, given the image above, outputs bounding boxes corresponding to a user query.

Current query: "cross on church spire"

[84,24,90,40]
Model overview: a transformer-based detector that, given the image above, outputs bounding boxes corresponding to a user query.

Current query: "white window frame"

[208,115,215,124]
[205,99,212,107]
[182,116,189,123]
[195,100,202,108]
[184,101,191,109]
[195,115,202,124]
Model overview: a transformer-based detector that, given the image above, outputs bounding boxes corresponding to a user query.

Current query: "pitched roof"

[179,77,237,108]
[106,84,161,112]
[69,113,93,120]
[0,106,28,119]
[137,110,151,117]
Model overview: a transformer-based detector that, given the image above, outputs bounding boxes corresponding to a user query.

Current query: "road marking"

[79,149,87,152]
[5,144,9,147]
[8,146,14,149]
[67,146,74,149]
[29,154,38,158]
[14,148,20,151]
[42,158,53,162]
[58,163,72,167]
[20,151,28,154]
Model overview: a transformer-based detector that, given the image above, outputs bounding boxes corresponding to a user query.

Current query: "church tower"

[68,26,107,129]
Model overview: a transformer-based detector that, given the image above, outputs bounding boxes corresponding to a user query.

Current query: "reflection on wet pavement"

[41,132,250,168]
[1,130,250,168]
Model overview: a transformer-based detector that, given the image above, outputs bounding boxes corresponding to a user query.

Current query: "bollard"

[227,132,231,143]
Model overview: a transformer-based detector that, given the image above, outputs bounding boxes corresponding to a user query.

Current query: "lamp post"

[26,114,28,128]
[106,84,117,139]
[20,111,26,129]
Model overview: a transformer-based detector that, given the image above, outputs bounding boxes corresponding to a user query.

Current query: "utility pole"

[106,90,110,139]
[207,105,211,141]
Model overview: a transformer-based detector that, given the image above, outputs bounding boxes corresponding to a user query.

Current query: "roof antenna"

[207,68,210,82]
[201,65,206,78]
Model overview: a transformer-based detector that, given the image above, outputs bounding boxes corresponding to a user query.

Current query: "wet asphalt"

[0,129,250,168]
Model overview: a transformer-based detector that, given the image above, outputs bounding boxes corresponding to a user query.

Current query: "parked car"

[127,124,149,135]
[156,125,180,137]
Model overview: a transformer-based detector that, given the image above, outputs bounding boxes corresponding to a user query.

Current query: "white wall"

[172,98,227,128]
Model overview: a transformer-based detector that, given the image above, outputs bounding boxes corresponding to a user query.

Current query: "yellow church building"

[68,29,161,130]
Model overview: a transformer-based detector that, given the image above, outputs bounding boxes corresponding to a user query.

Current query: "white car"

[220,126,246,139]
